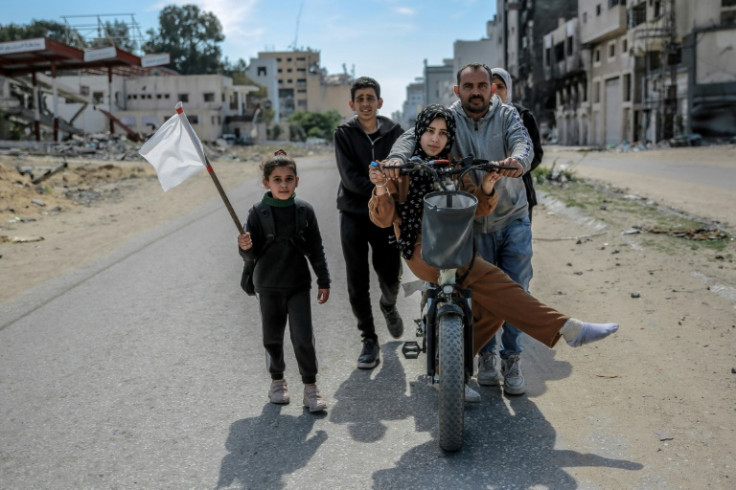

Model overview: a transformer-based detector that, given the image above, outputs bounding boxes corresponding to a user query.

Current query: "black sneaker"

[380,303,404,339]
[357,338,380,369]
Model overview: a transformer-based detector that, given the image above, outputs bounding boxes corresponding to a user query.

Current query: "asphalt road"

[1,153,651,489]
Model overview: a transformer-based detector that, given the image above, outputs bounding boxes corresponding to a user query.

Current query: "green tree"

[287,110,342,141]
[0,20,73,44]
[96,20,137,51]
[222,57,248,78]
[142,4,224,74]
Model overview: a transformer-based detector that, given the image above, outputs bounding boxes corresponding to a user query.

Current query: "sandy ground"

[0,145,320,303]
[2,143,736,487]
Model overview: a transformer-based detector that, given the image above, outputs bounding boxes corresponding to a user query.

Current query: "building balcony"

[544,55,584,81]
[580,5,627,45]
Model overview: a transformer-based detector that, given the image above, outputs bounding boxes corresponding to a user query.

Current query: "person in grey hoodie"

[386,63,534,396]
[472,67,546,395]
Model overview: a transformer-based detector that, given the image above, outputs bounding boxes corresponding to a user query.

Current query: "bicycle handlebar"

[372,156,516,174]
[371,156,517,191]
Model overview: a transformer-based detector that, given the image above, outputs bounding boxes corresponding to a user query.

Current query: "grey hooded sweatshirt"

[387,97,534,233]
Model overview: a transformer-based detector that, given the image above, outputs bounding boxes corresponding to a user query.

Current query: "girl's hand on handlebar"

[481,169,502,194]
[497,157,523,178]
[369,163,391,196]
[381,158,404,181]
[368,163,388,185]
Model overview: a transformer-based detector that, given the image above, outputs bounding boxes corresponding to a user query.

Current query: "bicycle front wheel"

[438,312,464,451]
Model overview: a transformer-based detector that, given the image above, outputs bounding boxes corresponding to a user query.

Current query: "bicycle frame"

[421,280,475,382]
[390,155,511,451]
[397,154,513,373]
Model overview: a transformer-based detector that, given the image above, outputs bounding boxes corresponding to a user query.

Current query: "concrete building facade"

[503,0,579,128]
[578,0,637,146]
[544,17,589,145]
[253,49,353,121]
[424,58,455,108]
[569,0,736,146]
[400,78,425,130]
[453,36,504,78]
[49,73,258,142]
[245,57,280,123]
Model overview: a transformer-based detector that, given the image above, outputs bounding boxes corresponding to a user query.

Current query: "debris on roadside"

[655,431,674,442]
[17,161,69,184]
[0,235,44,243]
[634,225,729,241]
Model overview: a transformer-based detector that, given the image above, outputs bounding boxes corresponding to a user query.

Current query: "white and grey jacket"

[387,97,534,233]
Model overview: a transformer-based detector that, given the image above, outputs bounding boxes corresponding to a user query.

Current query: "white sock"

[561,318,619,347]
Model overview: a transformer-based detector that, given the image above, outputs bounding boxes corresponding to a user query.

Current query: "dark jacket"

[334,115,403,215]
[240,198,330,294]
[514,103,543,209]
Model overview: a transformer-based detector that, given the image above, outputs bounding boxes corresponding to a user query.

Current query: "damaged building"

[542,0,736,146]
[0,37,265,146]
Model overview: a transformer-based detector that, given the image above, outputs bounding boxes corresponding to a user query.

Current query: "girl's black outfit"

[240,192,330,384]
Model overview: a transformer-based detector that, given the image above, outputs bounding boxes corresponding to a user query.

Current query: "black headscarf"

[397,104,456,259]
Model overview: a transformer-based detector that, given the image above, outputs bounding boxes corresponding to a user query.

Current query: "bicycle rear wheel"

[438,312,464,451]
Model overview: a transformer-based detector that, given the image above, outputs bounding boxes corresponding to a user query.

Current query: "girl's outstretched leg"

[560,318,619,347]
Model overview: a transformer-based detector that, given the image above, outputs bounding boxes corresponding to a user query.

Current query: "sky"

[2,0,497,117]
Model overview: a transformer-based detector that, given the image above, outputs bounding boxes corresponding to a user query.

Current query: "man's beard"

[463,96,488,114]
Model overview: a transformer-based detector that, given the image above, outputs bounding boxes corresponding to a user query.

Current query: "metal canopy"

[0,37,153,141]
[0,37,145,77]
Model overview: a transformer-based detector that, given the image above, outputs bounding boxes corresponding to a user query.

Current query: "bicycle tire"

[438,312,465,451]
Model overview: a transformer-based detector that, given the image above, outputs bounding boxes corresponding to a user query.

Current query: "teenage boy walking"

[334,76,404,369]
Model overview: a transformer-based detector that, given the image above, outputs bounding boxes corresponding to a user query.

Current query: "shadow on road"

[371,344,643,489]
[329,341,414,442]
[214,341,642,489]
[215,403,327,489]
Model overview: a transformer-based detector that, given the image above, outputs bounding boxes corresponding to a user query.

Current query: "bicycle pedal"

[402,341,421,359]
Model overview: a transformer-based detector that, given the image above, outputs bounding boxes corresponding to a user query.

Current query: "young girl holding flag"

[238,150,331,413]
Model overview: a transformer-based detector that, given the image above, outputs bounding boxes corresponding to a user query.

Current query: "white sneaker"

[430,379,481,403]
[477,352,503,386]
[268,379,290,404]
[303,383,327,413]
[464,384,481,403]
[502,355,526,395]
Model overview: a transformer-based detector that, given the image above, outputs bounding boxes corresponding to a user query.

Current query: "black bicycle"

[389,155,514,451]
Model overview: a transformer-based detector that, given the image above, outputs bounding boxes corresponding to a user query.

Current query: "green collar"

[262,192,295,207]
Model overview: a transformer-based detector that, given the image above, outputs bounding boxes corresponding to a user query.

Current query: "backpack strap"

[293,198,309,242]
[254,201,277,248]
[253,199,310,254]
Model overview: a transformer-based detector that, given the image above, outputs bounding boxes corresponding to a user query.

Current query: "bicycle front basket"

[421,190,478,269]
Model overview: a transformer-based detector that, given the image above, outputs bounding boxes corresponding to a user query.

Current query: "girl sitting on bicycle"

[368,104,618,359]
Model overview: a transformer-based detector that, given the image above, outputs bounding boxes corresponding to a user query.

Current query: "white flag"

[139,102,207,191]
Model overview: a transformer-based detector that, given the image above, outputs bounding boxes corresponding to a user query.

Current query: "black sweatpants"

[339,212,402,341]
[259,289,318,384]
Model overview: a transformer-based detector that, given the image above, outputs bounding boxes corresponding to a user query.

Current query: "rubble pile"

[0,151,154,226]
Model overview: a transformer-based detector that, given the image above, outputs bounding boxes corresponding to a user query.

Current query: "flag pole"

[203,155,244,234]
[175,103,244,235]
